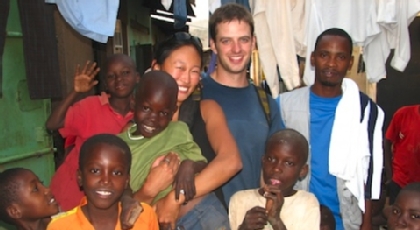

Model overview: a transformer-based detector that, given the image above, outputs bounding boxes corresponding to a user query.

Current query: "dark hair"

[153,32,203,67]
[136,70,179,104]
[266,128,309,163]
[0,168,27,224]
[314,28,353,54]
[402,182,420,193]
[209,3,254,40]
[79,134,132,172]
[320,205,336,230]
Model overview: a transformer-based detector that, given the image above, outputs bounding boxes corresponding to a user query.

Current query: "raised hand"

[73,61,100,93]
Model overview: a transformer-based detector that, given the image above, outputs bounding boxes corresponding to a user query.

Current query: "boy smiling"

[229,129,320,230]
[47,134,158,230]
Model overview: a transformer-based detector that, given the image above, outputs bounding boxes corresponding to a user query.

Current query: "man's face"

[210,20,255,75]
[311,35,353,87]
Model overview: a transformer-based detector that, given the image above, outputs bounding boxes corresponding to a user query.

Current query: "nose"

[232,41,241,53]
[177,72,191,84]
[327,56,338,67]
[396,215,408,228]
[273,162,283,173]
[100,172,110,184]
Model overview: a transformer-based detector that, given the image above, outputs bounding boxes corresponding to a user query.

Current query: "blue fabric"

[201,76,283,204]
[309,90,344,230]
[51,0,119,43]
[176,193,230,230]
[173,0,187,29]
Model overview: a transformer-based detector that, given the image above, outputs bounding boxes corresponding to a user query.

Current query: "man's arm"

[360,199,372,230]
[384,139,393,183]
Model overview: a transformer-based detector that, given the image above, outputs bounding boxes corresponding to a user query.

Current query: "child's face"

[105,59,139,99]
[78,143,129,210]
[388,190,420,230]
[134,88,175,138]
[13,170,59,219]
[262,143,308,197]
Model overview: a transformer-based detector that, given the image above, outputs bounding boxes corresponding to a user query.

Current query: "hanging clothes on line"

[301,0,420,85]
[249,0,302,95]
[45,0,119,43]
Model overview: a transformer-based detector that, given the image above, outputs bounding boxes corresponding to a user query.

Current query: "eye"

[122,70,130,75]
[285,161,295,166]
[221,39,230,44]
[142,106,150,112]
[266,156,276,163]
[411,213,420,219]
[239,37,250,43]
[338,55,346,60]
[113,170,123,176]
[159,111,169,116]
[33,184,39,192]
[392,208,400,215]
[107,74,115,79]
[90,169,100,174]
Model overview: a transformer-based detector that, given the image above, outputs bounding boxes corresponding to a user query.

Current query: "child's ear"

[299,164,309,179]
[151,60,160,71]
[7,204,22,219]
[124,175,130,189]
[76,169,83,187]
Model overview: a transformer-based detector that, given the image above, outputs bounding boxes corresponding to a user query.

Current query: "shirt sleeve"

[58,99,88,138]
[173,123,208,163]
[141,203,159,230]
[385,109,402,142]
[269,96,285,136]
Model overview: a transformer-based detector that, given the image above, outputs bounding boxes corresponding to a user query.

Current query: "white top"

[229,189,320,230]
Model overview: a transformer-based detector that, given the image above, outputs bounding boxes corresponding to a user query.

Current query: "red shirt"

[386,105,420,187]
[50,93,133,211]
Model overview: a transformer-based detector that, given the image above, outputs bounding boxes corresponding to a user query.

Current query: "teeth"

[179,86,188,93]
[96,191,112,196]
[144,125,155,132]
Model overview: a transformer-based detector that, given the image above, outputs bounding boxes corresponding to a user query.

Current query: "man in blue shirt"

[278,28,384,230]
[201,3,283,205]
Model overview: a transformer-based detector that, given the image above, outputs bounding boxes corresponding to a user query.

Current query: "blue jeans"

[176,193,230,230]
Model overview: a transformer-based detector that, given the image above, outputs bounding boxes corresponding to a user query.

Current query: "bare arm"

[384,139,393,182]
[45,62,100,130]
[193,99,242,196]
[360,199,372,230]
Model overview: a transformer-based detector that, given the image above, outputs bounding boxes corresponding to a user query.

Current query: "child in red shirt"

[47,54,139,211]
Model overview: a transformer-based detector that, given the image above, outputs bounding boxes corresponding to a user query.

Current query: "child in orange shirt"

[47,134,158,230]
[0,168,59,230]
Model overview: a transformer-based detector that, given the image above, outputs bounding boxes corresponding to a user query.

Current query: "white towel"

[329,78,371,211]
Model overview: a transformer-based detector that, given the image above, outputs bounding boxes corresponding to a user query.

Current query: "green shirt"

[118,121,207,203]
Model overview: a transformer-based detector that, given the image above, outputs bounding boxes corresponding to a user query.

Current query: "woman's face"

[154,45,202,104]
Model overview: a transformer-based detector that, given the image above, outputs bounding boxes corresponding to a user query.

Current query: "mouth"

[269,178,281,185]
[178,86,189,94]
[322,69,338,77]
[229,56,244,64]
[115,84,126,90]
[95,190,113,198]
[49,197,57,205]
[142,124,156,133]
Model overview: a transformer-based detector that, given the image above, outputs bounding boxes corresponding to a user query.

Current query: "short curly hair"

[209,3,254,40]
[0,168,27,224]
